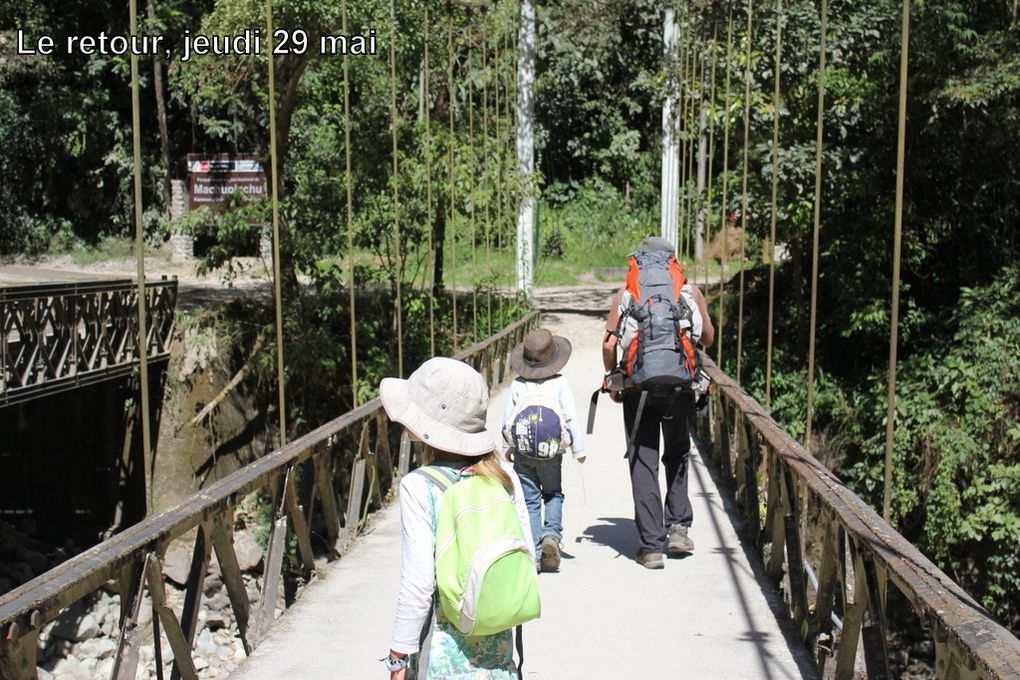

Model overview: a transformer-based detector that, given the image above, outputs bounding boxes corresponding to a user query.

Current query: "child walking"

[503,328,586,572]
[381,357,537,679]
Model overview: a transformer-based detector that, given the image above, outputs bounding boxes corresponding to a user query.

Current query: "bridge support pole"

[0,621,40,680]
[660,7,680,247]
[515,0,536,298]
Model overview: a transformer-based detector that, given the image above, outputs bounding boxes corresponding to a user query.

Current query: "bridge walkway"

[232,310,816,679]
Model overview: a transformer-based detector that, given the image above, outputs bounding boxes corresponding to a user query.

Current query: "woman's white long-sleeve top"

[388,462,536,654]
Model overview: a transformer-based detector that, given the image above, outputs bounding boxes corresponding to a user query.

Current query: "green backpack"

[417,465,541,636]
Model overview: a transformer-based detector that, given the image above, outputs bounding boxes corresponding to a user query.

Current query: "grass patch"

[56,235,163,267]
[315,180,754,289]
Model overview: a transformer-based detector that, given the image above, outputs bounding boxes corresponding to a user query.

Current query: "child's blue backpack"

[502,382,572,459]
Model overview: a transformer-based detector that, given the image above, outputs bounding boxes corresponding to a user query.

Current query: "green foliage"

[174,196,269,282]
[535,0,662,201]
[748,267,1020,633]
[538,178,656,278]
[838,269,1020,630]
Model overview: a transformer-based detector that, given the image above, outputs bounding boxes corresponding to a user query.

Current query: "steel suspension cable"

[684,41,702,262]
[448,11,459,352]
[502,21,514,319]
[504,19,515,301]
[494,27,503,256]
[468,36,477,341]
[805,0,828,450]
[684,39,699,261]
[764,0,783,411]
[695,33,708,265]
[266,0,287,441]
[717,12,734,367]
[884,0,911,522]
[389,0,403,376]
[342,0,358,405]
[128,0,153,506]
[736,0,754,385]
[493,22,504,322]
[482,27,492,336]
[676,33,689,255]
[424,5,436,354]
[703,23,719,289]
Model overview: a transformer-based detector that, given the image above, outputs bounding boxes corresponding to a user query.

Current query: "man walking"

[601,236,714,569]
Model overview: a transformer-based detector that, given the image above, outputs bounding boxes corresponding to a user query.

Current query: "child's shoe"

[540,535,561,572]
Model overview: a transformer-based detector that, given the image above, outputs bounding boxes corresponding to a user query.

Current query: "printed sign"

[186,153,266,210]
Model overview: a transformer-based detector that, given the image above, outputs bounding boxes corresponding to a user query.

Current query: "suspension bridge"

[2,0,1019,677]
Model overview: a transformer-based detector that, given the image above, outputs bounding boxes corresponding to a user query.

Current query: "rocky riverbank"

[29,529,269,680]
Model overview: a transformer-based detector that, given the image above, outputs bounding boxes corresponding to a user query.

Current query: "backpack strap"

[414,465,460,493]
[515,624,525,675]
[624,390,649,459]
[586,388,601,435]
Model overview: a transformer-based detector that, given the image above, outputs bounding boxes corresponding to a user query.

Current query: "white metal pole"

[516,0,536,297]
[660,8,680,247]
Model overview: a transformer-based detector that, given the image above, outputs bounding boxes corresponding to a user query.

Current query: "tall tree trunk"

[267,52,313,297]
[433,194,446,297]
[147,0,171,216]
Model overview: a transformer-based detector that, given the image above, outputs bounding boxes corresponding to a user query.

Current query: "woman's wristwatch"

[382,654,409,672]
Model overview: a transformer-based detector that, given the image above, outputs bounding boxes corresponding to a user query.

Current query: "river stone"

[16,547,49,574]
[49,657,90,679]
[196,628,218,656]
[77,637,117,659]
[233,531,263,572]
[72,614,100,641]
[50,606,99,642]
[162,546,193,586]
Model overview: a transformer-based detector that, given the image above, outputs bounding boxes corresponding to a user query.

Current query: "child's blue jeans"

[513,454,564,551]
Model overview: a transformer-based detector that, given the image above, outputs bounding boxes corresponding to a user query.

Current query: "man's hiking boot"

[540,535,561,572]
[667,525,695,557]
[635,550,665,570]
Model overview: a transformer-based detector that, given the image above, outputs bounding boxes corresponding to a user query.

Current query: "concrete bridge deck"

[231,311,816,679]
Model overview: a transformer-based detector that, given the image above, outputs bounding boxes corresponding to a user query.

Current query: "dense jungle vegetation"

[2,0,1018,634]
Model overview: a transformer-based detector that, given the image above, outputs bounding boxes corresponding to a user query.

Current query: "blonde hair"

[424,446,514,494]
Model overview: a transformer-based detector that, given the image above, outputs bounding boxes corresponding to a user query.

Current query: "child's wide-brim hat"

[510,329,572,380]
[379,357,495,456]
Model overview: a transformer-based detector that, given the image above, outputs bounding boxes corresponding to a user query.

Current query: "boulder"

[49,657,90,679]
[77,637,118,660]
[162,546,193,586]
[49,605,99,643]
[233,531,264,573]
[15,547,49,575]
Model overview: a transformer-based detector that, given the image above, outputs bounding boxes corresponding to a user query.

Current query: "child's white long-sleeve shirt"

[388,462,535,654]
[501,374,587,459]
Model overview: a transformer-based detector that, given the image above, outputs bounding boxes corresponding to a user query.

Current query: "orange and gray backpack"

[616,249,702,388]
[586,248,704,455]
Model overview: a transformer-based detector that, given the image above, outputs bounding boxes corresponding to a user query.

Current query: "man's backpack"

[586,249,705,451]
[415,465,541,637]
[503,381,572,459]
[616,249,702,389]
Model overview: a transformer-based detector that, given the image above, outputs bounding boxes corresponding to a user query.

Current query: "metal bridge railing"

[0,278,178,407]
[0,311,539,680]
[696,352,1020,680]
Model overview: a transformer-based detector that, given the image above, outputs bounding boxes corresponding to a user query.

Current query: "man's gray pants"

[623,390,693,554]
